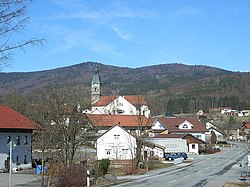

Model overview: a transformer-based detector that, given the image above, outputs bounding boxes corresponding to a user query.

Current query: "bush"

[55,164,87,187]
[94,159,110,177]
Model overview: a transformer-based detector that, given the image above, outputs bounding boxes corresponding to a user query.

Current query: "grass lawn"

[109,160,174,176]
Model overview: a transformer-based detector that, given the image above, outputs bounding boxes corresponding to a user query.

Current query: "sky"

[3,0,250,72]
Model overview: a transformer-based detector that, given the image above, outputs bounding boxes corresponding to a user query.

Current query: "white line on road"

[184,175,190,178]
[169,180,176,184]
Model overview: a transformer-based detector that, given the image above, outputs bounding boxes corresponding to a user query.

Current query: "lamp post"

[7,140,13,187]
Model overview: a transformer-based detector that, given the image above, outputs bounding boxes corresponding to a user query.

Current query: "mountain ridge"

[1,62,249,115]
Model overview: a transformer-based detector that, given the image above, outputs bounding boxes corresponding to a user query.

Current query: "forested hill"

[0,62,249,115]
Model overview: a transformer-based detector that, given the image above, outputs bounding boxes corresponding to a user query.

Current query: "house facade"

[205,121,226,142]
[0,105,38,171]
[90,95,150,118]
[96,125,137,160]
[146,133,205,154]
[96,125,165,161]
[150,117,208,142]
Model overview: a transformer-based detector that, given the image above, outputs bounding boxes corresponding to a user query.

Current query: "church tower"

[91,65,102,105]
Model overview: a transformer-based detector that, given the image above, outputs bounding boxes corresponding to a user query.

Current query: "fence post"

[87,170,90,187]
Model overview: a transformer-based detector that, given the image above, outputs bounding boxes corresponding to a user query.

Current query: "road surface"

[115,143,247,187]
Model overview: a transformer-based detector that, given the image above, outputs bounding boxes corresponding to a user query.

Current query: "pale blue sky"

[4,0,250,72]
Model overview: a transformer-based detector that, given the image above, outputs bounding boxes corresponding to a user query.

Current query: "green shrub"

[95,159,110,177]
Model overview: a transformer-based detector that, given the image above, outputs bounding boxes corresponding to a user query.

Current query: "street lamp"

[7,139,16,187]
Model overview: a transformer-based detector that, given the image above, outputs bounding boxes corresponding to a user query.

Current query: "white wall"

[0,132,32,170]
[91,96,150,117]
[188,143,199,154]
[146,138,188,153]
[97,126,137,160]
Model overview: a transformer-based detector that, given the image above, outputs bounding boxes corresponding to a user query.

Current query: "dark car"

[164,152,188,160]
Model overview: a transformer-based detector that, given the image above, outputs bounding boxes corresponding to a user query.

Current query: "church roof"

[93,95,148,106]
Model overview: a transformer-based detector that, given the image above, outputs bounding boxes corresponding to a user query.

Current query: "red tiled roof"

[87,114,151,127]
[123,95,148,105]
[93,95,148,106]
[157,117,208,133]
[245,123,250,129]
[94,96,116,106]
[0,105,38,130]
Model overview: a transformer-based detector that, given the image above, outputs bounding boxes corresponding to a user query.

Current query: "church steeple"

[91,65,102,105]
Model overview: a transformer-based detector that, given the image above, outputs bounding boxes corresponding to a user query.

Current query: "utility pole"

[8,140,13,187]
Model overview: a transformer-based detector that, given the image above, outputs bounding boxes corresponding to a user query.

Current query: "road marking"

[184,175,190,178]
[169,180,176,184]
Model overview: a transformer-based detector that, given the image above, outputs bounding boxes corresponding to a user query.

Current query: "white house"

[151,117,208,142]
[96,125,137,160]
[96,124,165,160]
[205,121,226,142]
[90,95,150,118]
[147,133,205,154]
[0,105,38,171]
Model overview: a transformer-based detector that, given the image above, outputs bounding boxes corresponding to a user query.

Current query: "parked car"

[164,152,188,160]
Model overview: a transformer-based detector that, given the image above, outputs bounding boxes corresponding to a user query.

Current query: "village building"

[84,65,150,118]
[87,114,151,135]
[205,121,226,142]
[150,117,208,142]
[96,124,164,160]
[146,133,205,154]
[0,105,38,171]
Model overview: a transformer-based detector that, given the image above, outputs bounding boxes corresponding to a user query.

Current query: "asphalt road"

[115,143,248,187]
[0,143,248,187]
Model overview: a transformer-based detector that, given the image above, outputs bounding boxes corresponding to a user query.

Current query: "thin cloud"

[170,5,203,17]
[40,25,122,57]
[111,26,133,41]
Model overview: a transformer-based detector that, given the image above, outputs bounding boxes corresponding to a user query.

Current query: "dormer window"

[117,110,124,114]
[182,124,188,129]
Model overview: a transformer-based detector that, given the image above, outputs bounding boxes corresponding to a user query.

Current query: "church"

[85,65,150,118]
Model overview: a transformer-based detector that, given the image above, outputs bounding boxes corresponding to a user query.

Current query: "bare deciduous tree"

[0,0,44,69]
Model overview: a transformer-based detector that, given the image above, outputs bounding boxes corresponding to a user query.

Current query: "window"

[16,156,20,165]
[105,149,112,155]
[182,124,188,129]
[114,134,120,140]
[24,155,27,164]
[16,136,20,145]
[150,151,154,157]
[117,103,123,106]
[24,136,28,144]
[195,135,202,139]
[122,149,128,154]
[192,144,196,149]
